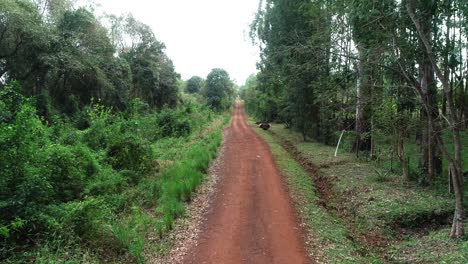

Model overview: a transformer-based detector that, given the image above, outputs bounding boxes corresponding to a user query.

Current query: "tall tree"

[204,68,233,111]
[186,76,203,94]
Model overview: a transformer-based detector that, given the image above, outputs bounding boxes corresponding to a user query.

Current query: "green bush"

[127,98,149,117]
[0,85,102,252]
[106,135,154,176]
[45,144,100,202]
[0,89,53,242]
[0,81,26,123]
[75,108,92,130]
[85,167,127,196]
[156,107,191,137]
[47,198,110,237]
[82,118,113,150]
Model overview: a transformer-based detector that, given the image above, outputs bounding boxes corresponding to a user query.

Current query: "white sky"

[91,0,260,85]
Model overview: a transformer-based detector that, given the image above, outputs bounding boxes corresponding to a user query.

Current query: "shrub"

[45,144,99,202]
[75,108,92,130]
[0,85,102,252]
[82,118,111,150]
[155,108,191,137]
[106,135,153,176]
[85,167,127,196]
[0,91,53,242]
[127,98,149,117]
[0,81,224,261]
[0,81,26,123]
[35,90,55,123]
[47,198,110,238]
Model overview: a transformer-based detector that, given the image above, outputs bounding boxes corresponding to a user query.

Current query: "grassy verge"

[252,121,382,263]
[103,114,230,263]
[265,123,468,263]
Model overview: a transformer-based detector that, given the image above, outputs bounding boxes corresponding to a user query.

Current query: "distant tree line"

[245,0,467,238]
[185,69,234,112]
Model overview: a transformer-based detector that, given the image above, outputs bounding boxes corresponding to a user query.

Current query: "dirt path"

[182,101,309,264]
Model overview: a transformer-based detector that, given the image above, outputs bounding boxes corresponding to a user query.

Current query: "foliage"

[155,107,191,138]
[0,0,234,261]
[247,0,467,237]
[204,68,234,111]
[186,76,203,94]
[0,0,179,114]
[0,80,226,262]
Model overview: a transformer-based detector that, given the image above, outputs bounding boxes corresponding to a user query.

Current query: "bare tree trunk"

[420,49,437,182]
[442,93,447,115]
[416,1,442,182]
[353,44,371,156]
[370,116,375,159]
[460,75,466,128]
[397,127,409,180]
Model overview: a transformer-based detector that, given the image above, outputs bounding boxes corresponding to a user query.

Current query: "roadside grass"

[117,115,227,263]
[266,124,468,263]
[253,123,382,263]
[389,226,468,263]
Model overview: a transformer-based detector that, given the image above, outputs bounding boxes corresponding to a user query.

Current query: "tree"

[250,0,330,140]
[204,68,233,111]
[118,15,179,108]
[0,0,50,87]
[186,76,203,94]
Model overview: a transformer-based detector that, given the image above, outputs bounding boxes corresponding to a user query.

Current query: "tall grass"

[105,122,224,263]
[155,131,222,236]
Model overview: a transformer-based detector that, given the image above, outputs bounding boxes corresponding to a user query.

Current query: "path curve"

[182,101,309,264]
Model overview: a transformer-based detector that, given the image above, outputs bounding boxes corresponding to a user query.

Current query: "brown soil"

[182,101,310,264]
[268,132,335,209]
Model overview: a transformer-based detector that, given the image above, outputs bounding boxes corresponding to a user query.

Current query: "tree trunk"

[449,161,464,238]
[353,44,371,156]
[417,2,441,182]
[420,60,439,182]
[442,93,447,115]
[460,76,466,129]
[397,127,409,180]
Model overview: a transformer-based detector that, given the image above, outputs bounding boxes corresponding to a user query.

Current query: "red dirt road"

[183,101,309,264]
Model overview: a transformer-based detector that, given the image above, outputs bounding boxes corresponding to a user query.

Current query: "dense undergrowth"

[0,82,228,263]
[258,123,468,263]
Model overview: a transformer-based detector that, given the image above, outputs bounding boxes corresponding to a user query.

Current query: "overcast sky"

[91,0,260,85]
